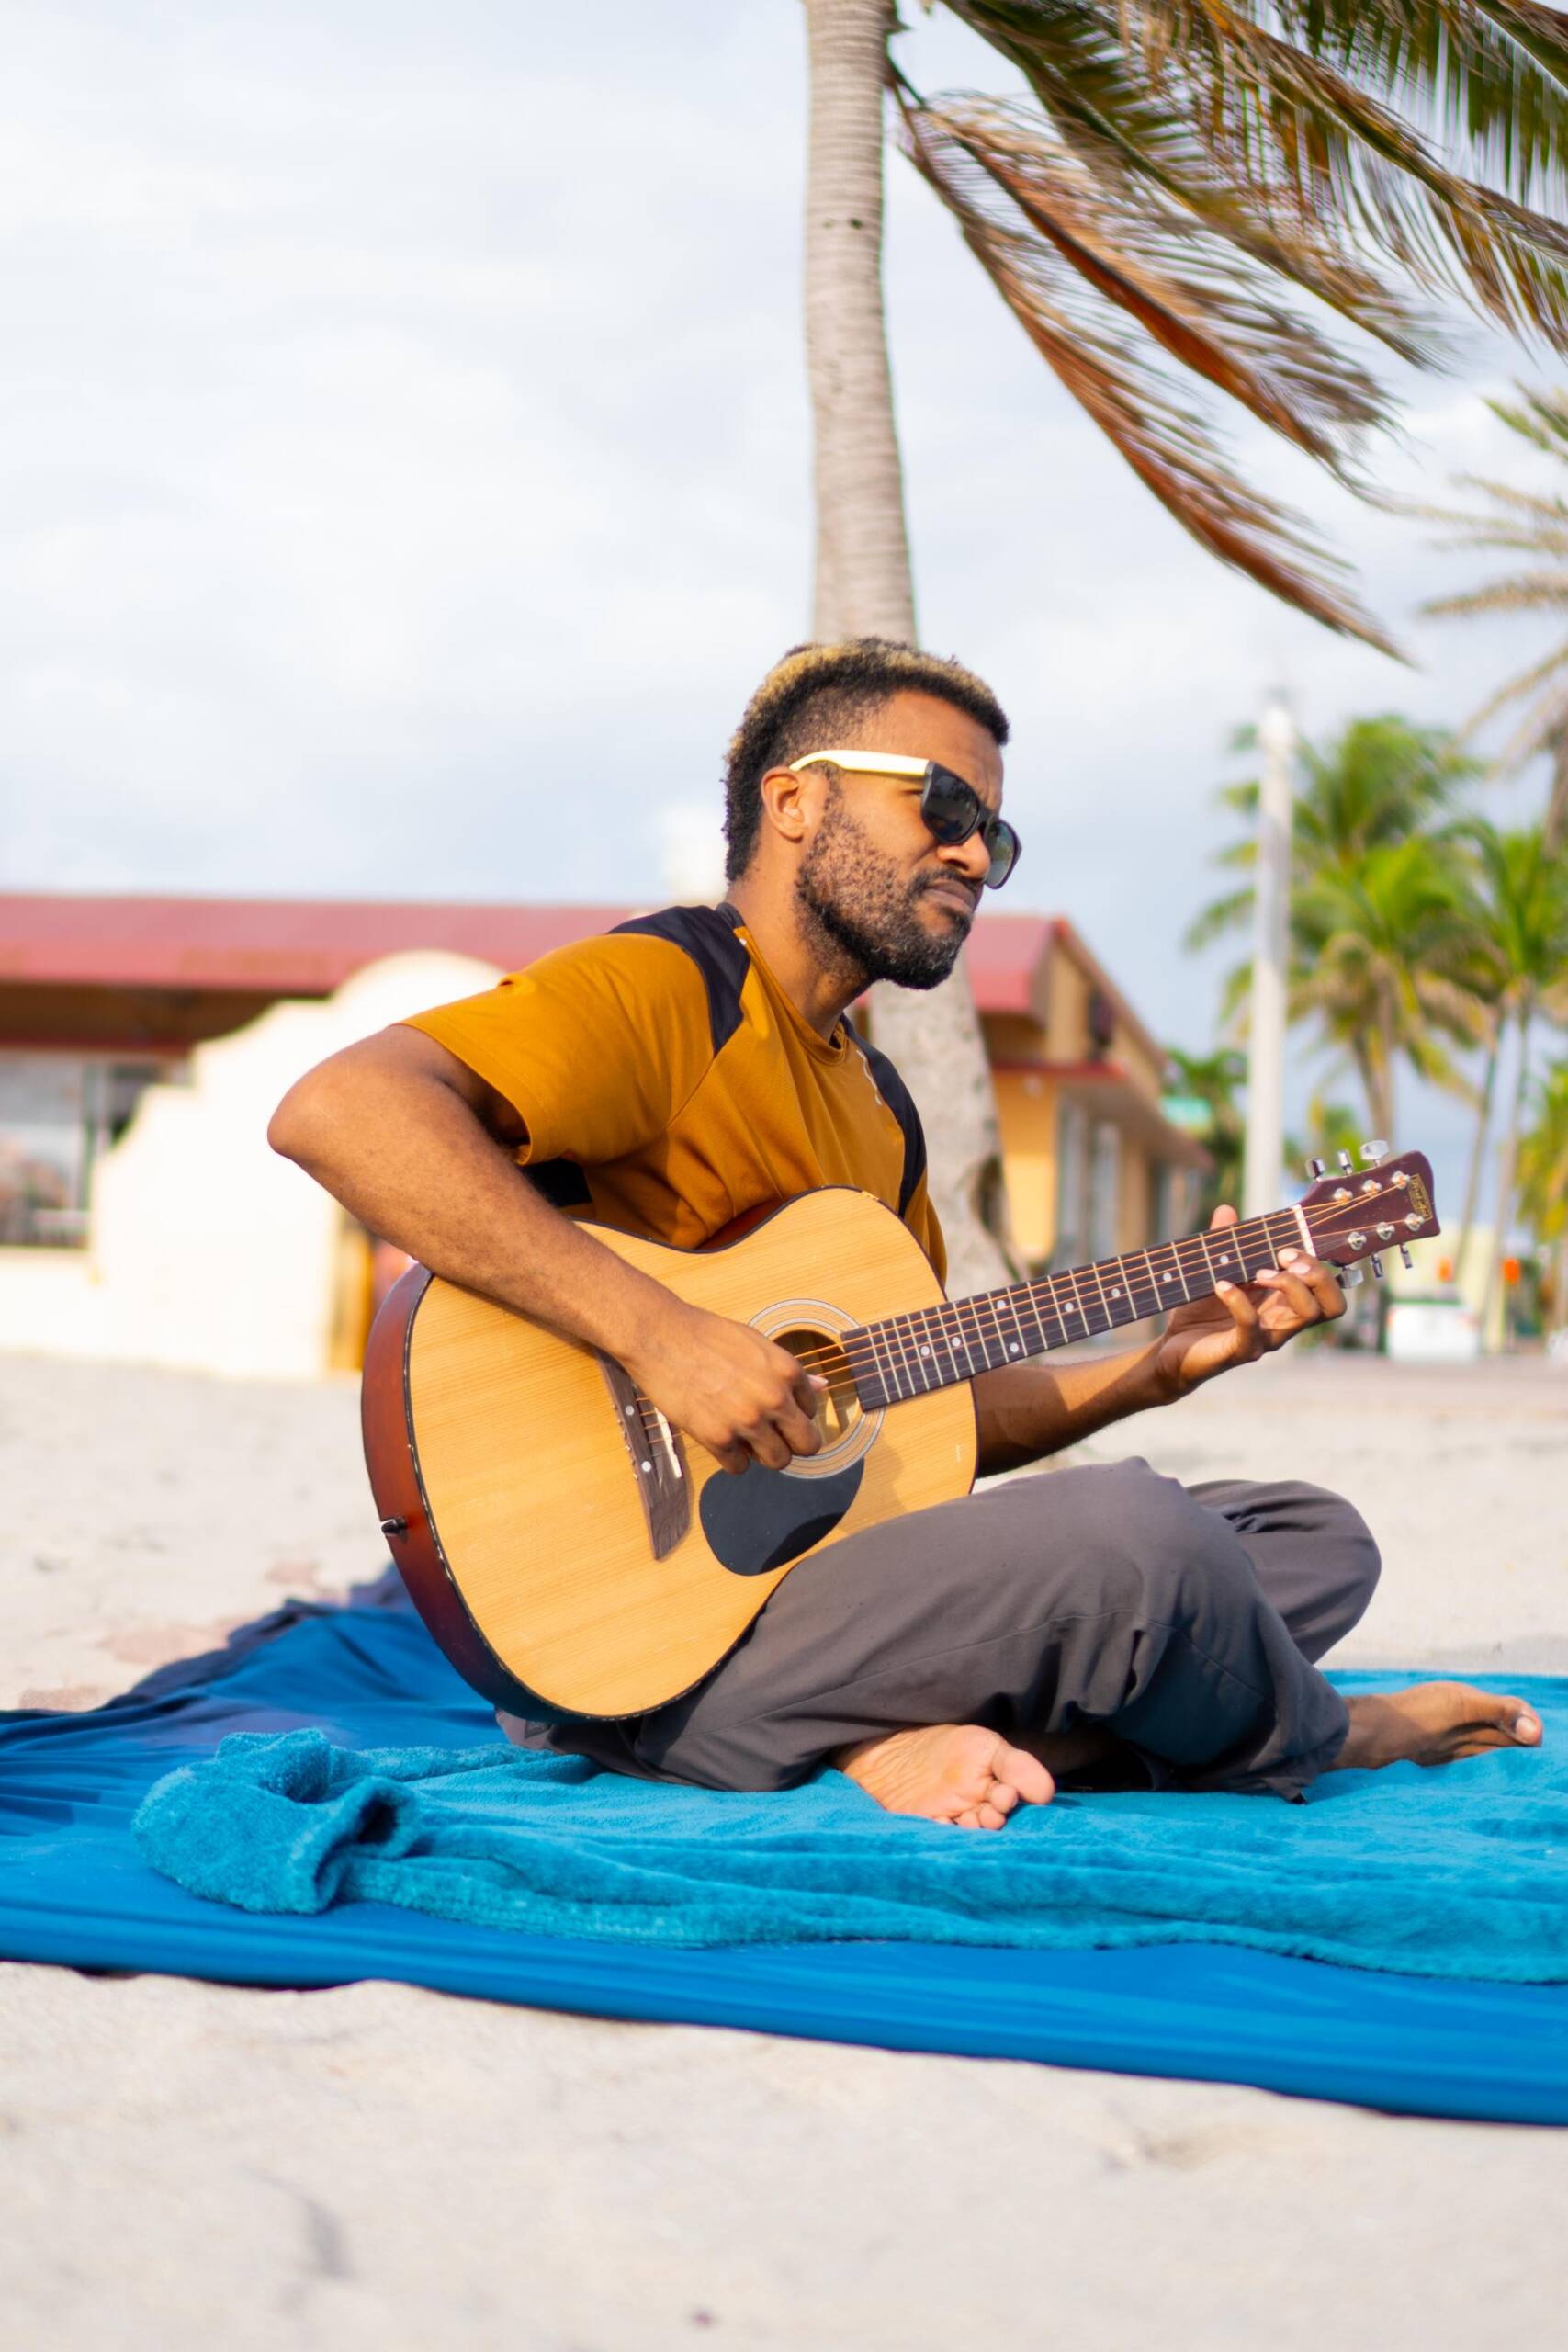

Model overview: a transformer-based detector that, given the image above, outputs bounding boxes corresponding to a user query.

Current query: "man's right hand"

[625,1300,827,1476]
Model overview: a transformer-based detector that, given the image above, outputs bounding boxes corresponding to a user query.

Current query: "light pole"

[1243,692,1293,1219]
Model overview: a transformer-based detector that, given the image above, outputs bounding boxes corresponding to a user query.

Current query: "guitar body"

[362,1187,976,1721]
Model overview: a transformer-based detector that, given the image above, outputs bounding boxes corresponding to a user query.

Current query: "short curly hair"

[722,639,1010,882]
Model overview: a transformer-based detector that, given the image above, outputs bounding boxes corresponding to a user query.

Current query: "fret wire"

[905,1306,938,1392]
[851,1203,1323,1398]
[911,1306,942,1392]
[957,1295,991,1375]
[1044,1272,1076,1343]
[1030,1274,1070,1348]
[886,1309,919,1401]
[975,1288,1008,1371]
[864,1313,898,1405]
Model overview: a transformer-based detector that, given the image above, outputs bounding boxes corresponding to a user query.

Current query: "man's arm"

[969,1205,1348,1477]
[266,1026,823,1476]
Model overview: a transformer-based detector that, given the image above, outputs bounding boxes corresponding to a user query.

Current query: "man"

[270,639,1540,1826]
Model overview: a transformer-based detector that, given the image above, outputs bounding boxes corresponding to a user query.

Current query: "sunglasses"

[786,750,1021,889]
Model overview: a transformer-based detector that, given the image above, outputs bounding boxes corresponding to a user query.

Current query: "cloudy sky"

[2,2,1557,1204]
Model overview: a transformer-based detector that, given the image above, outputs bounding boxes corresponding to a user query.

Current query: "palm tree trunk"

[1452,1021,1501,1284]
[1482,1011,1533,1350]
[1545,727,1568,863]
[803,0,1013,1296]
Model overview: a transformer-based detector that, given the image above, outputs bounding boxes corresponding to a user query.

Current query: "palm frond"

[1438,637,1568,754]
[1423,569,1568,615]
[949,3,1568,353]
[940,4,1447,363]
[897,94,1400,646]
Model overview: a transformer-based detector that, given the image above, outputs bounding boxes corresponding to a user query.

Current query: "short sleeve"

[402,933,714,1167]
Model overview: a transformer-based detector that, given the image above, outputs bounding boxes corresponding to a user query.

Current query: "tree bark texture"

[803,0,1015,1297]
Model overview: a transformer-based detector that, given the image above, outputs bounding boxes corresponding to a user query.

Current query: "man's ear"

[758,764,812,853]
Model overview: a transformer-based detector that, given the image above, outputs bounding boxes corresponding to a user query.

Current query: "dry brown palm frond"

[948,2,1568,351]
[897,93,1400,647]
[935,5,1449,364]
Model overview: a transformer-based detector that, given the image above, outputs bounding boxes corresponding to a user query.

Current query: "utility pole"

[1243,693,1293,1219]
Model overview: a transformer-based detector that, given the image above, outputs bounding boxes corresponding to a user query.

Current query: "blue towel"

[135,1680,1568,1981]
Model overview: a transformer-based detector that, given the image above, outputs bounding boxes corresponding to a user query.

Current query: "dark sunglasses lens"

[983,820,1020,889]
[919,765,977,843]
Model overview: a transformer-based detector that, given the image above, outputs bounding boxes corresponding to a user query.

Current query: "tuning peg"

[1359,1139,1389,1165]
[1305,1156,1325,1180]
[1337,1149,1355,1173]
[1369,1252,1384,1280]
[1399,1244,1415,1271]
[1341,1262,1364,1287]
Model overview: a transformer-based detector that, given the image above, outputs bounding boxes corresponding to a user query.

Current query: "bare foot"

[1332,1681,1543,1773]
[835,1723,1055,1830]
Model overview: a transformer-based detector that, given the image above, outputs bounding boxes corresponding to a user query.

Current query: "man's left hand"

[1153,1204,1348,1400]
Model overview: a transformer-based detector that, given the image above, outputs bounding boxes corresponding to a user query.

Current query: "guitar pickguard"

[699,1456,864,1577]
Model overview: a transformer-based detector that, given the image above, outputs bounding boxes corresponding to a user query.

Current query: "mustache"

[917,874,979,914]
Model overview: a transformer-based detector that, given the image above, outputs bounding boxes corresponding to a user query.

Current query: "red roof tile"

[0,891,1060,1015]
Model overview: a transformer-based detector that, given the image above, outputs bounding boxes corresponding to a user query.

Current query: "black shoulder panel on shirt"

[608,902,750,1057]
[844,1017,929,1216]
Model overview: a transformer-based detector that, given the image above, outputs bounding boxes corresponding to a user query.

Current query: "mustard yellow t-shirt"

[401,900,946,1283]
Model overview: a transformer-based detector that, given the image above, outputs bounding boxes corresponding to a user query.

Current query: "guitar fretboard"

[841,1207,1308,1408]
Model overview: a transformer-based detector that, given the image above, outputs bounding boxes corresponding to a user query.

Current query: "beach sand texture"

[2,1347,1565,2350]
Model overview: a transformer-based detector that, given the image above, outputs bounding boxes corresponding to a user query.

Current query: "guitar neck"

[843,1206,1309,1408]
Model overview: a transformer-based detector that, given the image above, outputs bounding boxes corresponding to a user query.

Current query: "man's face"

[790,690,1006,989]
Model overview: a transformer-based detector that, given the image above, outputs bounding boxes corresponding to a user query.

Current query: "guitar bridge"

[596,1352,692,1560]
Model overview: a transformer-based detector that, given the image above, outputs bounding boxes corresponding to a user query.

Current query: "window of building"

[0,1052,175,1246]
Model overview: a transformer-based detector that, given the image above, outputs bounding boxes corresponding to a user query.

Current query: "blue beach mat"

[3,1586,1567,2124]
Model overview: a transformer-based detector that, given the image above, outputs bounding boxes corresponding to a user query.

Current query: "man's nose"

[939,834,989,889]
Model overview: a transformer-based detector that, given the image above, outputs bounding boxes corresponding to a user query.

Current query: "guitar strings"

[622,1185,1403,1431]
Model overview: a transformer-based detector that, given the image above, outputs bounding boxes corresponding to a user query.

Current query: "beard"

[794,781,972,991]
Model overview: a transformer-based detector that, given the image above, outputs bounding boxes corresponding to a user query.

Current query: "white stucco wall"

[0,951,500,1379]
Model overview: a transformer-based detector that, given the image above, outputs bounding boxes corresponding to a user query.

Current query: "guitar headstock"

[1298,1144,1439,1281]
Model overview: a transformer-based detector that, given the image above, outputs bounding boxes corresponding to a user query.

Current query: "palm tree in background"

[1162,1044,1245,1216]
[804,0,1568,1289]
[1421,387,1568,854]
[1450,822,1568,1320]
[1186,716,1488,1140]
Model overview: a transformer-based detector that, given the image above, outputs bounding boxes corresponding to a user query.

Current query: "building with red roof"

[0,890,1206,1368]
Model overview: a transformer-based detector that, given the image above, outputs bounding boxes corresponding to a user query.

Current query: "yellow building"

[966,911,1208,1269]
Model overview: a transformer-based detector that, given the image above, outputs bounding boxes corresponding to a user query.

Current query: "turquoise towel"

[133,1674,1568,1982]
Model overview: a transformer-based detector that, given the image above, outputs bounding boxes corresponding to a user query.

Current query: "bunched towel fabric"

[133,1679,1568,1982]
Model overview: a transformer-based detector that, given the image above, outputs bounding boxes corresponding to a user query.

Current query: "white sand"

[2,1347,1566,2348]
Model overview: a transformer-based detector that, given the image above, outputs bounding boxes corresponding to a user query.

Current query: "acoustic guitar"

[362,1148,1438,1722]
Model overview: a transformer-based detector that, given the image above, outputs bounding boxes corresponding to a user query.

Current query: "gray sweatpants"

[501,1460,1379,1800]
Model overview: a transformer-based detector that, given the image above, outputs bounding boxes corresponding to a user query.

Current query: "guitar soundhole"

[699,1458,865,1577]
[773,1330,860,1447]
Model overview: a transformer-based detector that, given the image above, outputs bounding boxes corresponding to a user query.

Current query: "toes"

[1512,1708,1542,1746]
[975,1801,1009,1830]
[995,1741,1055,1807]
[986,1779,1020,1818]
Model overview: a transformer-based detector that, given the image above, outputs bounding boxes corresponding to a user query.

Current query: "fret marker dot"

[919,1343,931,1357]
[1010,1343,1021,1355]
[1111,1288,1122,1298]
